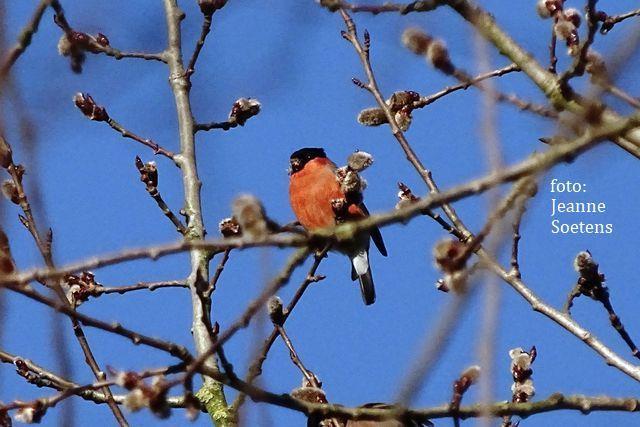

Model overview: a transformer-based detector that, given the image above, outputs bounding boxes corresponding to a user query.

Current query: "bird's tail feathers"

[350,250,376,305]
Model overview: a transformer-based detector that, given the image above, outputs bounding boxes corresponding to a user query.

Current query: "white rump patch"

[351,250,369,276]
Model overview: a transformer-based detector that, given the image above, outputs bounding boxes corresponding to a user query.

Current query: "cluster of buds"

[135,156,159,196]
[451,365,481,408]
[402,28,455,75]
[231,194,277,240]
[357,91,420,132]
[13,401,45,424]
[395,182,420,210]
[508,347,536,403]
[536,1,586,55]
[229,98,261,126]
[571,251,608,302]
[114,370,171,418]
[332,151,374,221]
[574,251,603,284]
[74,93,109,122]
[197,0,228,15]
[218,217,241,237]
[433,238,468,293]
[64,271,100,306]
[57,30,110,73]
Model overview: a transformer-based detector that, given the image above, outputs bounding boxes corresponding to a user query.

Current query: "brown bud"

[135,156,158,189]
[219,217,241,237]
[573,251,599,277]
[433,238,466,273]
[14,402,45,424]
[229,98,261,126]
[347,151,373,172]
[535,0,553,18]
[402,27,432,56]
[387,91,420,111]
[198,0,227,14]
[70,31,91,48]
[394,108,413,132]
[461,365,481,384]
[115,371,143,390]
[267,296,285,326]
[357,107,387,127]
[96,33,110,46]
[2,180,19,205]
[427,39,454,75]
[74,93,109,122]
[554,19,577,43]
[0,135,13,168]
[231,194,269,239]
[563,8,581,28]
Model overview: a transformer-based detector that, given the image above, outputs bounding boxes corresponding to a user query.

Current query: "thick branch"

[162,1,233,424]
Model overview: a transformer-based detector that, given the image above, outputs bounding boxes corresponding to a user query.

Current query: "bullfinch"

[288,147,387,305]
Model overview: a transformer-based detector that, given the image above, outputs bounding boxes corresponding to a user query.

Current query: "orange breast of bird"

[289,157,365,230]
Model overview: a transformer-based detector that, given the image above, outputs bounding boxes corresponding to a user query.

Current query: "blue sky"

[1,0,640,426]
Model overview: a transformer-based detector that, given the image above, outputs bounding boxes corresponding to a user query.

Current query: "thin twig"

[0,0,51,79]
[107,117,175,159]
[509,189,532,279]
[548,20,558,73]
[601,8,640,34]
[413,64,520,108]
[93,280,188,296]
[185,12,213,75]
[275,324,319,387]
[328,0,443,15]
[194,119,239,132]
[206,249,231,298]
[606,84,640,109]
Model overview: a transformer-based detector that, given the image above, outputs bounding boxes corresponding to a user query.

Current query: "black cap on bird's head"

[289,147,327,174]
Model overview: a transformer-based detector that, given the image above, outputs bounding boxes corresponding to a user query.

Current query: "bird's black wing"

[360,203,387,257]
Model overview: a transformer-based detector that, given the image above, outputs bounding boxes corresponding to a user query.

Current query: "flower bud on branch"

[219,217,242,237]
[74,93,109,122]
[267,296,286,326]
[402,28,455,75]
[197,0,227,15]
[231,194,277,240]
[229,98,261,126]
